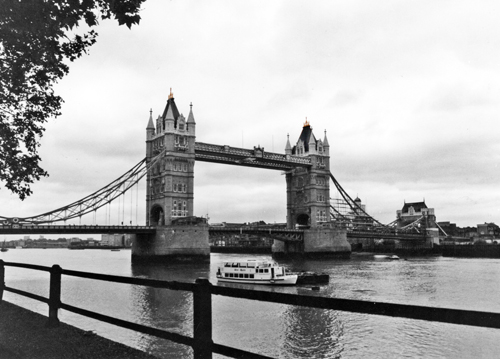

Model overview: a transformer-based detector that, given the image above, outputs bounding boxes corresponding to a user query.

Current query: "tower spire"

[285,133,292,155]
[147,108,155,130]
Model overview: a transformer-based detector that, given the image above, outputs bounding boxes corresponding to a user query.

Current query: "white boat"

[216,260,298,285]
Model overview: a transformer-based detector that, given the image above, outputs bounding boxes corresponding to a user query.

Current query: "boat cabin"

[219,260,285,279]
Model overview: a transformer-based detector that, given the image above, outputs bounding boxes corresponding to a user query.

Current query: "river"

[1,249,499,358]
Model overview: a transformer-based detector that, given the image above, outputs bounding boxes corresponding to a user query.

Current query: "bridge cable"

[328,172,388,228]
[0,148,168,224]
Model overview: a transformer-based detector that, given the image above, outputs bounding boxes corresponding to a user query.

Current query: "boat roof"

[221,260,278,268]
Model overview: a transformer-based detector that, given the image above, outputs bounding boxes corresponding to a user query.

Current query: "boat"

[389,255,400,260]
[216,260,298,285]
[1,240,8,252]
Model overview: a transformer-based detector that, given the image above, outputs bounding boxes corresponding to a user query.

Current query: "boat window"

[244,274,249,278]
[232,263,238,267]
[250,274,254,278]
[239,274,243,278]
[225,273,229,277]
[229,273,233,278]
[264,269,269,273]
[224,263,230,267]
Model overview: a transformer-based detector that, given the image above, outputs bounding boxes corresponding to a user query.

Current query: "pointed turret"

[146,109,155,159]
[164,101,175,132]
[323,130,329,147]
[162,88,180,132]
[297,119,313,153]
[323,130,330,156]
[308,128,317,154]
[285,134,292,155]
[187,102,196,135]
[146,109,155,139]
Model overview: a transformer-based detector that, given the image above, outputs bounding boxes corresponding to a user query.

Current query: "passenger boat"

[216,260,298,285]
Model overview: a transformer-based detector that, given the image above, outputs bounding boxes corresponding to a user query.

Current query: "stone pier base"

[132,225,210,263]
[272,227,351,259]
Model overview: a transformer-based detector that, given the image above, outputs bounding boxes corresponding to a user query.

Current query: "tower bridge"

[0,90,434,261]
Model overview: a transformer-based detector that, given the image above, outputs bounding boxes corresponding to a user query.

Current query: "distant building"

[437,222,477,239]
[101,233,133,247]
[397,200,436,227]
[477,223,500,238]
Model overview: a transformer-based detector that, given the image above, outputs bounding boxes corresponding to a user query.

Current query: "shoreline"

[0,301,158,359]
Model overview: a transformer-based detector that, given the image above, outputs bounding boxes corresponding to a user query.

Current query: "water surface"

[1,249,499,358]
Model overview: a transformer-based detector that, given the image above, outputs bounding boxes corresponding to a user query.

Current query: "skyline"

[1,0,499,229]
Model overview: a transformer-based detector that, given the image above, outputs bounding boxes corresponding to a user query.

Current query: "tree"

[0,0,145,200]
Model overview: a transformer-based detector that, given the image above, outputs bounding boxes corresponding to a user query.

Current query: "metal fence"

[1,259,500,358]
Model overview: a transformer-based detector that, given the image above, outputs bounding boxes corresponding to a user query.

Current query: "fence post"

[47,264,62,328]
[0,260,4,302]
[193,278,212,359]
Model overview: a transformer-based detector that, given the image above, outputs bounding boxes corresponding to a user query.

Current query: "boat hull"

[217,275,298,286]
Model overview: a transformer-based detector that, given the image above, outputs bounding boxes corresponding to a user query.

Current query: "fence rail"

[1,260,500,358]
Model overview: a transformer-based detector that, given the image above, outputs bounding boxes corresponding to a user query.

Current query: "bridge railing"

[2,260,500,359]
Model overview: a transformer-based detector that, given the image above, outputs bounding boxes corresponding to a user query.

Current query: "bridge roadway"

[0,225,156,235]
[0,224,424,242]
[208,226,425,243]
[209,226,304,243]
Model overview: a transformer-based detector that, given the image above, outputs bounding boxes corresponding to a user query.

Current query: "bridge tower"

[133,90,209,262]
[285,120,331,229]
[145,90,195,226]
[274,120,351,258]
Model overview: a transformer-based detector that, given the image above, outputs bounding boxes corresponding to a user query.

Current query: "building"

[145,89,196,226]
[396,200,436,228]
[285,120,330,228]
[101,233,133,247]
[477,223,500,238]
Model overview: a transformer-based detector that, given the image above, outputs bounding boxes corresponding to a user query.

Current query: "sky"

[1,0,500,233]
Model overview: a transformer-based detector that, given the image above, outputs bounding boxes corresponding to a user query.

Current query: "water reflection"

[282,305,344,359]
[130,262,210,357]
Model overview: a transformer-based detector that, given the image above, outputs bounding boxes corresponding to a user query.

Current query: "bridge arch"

[150,205,165,226]
[296,213,310,227]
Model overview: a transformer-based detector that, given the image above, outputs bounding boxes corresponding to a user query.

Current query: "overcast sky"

[2,0,500,232]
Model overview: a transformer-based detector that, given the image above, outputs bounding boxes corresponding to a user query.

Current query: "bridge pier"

[132,224,210,263]
[272,227,351,259]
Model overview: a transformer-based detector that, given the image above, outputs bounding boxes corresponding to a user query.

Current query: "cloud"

[2,0,500,231]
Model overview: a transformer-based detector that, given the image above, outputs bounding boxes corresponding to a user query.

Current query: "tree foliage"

[0,0,145,200]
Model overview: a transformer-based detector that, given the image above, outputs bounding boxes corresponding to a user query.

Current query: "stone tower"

[285,120,331,229]
[145,90,196,226]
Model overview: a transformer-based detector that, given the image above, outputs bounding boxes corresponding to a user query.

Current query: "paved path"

[0,301,158,358]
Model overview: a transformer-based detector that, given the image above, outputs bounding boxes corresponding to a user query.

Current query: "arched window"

[172,200,178,217]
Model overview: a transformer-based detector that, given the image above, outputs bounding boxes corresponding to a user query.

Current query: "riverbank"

[0,301,158,359]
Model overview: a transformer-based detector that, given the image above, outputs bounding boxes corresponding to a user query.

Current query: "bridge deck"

[209,226,304,242]
[195,142,312,170]
[0,225,156,235]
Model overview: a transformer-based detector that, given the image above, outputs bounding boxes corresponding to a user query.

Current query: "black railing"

[2,260,500,358]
